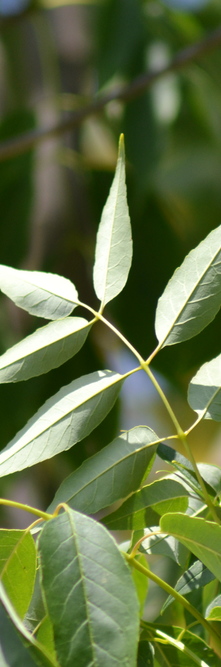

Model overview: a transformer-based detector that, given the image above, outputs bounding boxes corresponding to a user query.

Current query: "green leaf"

[0,529,36,619]
[160,514,221,582]
[38,506,139,667]
[48,426,158,515]
[132,555,149,617]
[157,443,216,499]
[188,353,221,421]
[0,370,123,477]
[0,317,91,383]
[103,478,189,530]
[155,224,221,347]
[93,134,132,309]
[0,265,79,320]
[140,528,188,567]
[206,595,221,621]
[137,640,154,667]
[162,560,215,613]
[0,585,58,667]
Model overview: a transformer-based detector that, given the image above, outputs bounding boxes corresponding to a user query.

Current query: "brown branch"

[1,23,221,162]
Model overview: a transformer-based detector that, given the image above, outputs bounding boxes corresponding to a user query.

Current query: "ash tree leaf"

[0,529,36,619]
[0,584,58,667]
[48,426,158,515]
[0,370,124,477]
[38,506,139,667]
[143,622,219,667]
[103,478,189,530]
[160,514,221,582]
[93,134,132,310]
[140,528,188,567]
[157,442,217,499]
[162,559,215,614]
[0,317,91,383]
[206,595,221,621]
[188,352,221,421]
[0,265,79,320]
[155,224,221,347]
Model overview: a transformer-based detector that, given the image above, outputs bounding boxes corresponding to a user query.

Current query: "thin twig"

[1,24,221,161]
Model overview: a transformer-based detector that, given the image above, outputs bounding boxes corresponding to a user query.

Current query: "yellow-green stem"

[124,551,221,650]
[0,498,52,522]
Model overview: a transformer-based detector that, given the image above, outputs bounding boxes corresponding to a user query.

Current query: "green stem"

[0,498,52,522]
[77,300,219,520]
[124,552,221,650]
[144,626,213,667]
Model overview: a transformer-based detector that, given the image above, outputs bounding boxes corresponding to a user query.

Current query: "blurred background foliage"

[0,0,221,523]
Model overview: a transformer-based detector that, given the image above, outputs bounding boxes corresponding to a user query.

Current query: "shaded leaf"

[48,426,158,515]
[162,559,215,613]
[0,529,36,619]
[137,640,154,667]
[0,584,58,667]
[103,478,189,530]
[38,506,139,667]
[0,265,79,320]
[140,527,188,567]
[188,353,221,421]
[157,442,216,499]
[0,370,123,477]
[93,134,132,309]
[160,514,221,581]
[155,224,221,346]
[0,317,91,383]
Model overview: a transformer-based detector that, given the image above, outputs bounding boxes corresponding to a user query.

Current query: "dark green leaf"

[48,426,158,514]
[38,506,139,667]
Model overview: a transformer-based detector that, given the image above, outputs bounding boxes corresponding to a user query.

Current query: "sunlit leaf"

[0,317,91,383]
[93,134,132,309]
[155,224,221,346]
[188,352,221,421]
[0,265,79,320]
[0,529,36,619]
[206,595,221,621]
[103,478,189,530]
[38,506,139,666]
[0,370,123,477]
[160,514,221,581]
[143,621,219,667]
[48,426,158,514]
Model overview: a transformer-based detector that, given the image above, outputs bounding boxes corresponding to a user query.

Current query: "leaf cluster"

[0,136,221,666]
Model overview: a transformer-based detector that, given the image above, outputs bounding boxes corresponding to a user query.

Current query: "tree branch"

[1,23,221,162]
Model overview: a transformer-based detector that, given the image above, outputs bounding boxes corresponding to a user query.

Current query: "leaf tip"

[118,133,125,158]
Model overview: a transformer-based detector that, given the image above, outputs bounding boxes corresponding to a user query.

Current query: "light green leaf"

[38,506,139,667]
[0,265,79,319]
[155,224,221,347]
[0,584,58,667]
[103,478,189,530]
[206,595,221,621]
[160,514,221,581]
[93,134,132,309]
[0,317,91,383]
[0,370,123,477]
[0,529,36,619]
[48,426,158,515]
[188,353,221,421]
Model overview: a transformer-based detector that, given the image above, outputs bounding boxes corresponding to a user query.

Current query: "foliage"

[0,136,221,666]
